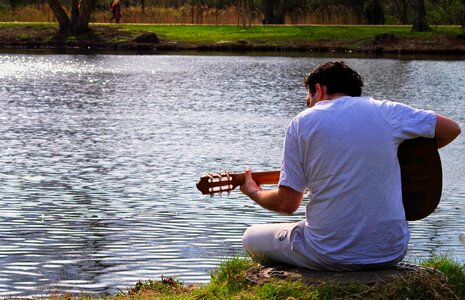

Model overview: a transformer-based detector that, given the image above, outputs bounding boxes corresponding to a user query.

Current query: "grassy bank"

[100,256,465,299]
[0,22,465,55]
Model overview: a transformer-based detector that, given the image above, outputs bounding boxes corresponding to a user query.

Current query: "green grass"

[423,255,465,296]
[0,21,57,28]
[17,32,31,40]
[0,22,463,54]
[108,255,465,300]
[118,24,463,45]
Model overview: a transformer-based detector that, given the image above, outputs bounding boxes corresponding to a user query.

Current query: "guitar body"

[197,137,442,221]
[398,137,442,221]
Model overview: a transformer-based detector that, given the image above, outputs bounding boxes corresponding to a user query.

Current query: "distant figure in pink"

[110,0,122,23]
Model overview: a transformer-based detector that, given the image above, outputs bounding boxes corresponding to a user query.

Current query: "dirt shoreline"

[1,25,465,56]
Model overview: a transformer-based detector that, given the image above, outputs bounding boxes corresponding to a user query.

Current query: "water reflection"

[0,54,464,296]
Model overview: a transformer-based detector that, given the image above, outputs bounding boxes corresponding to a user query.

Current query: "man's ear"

[314,83,326,101]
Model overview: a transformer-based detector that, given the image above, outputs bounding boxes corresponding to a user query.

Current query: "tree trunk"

[273,0,285,24]
[393,0,409,24]
[76,0,96,33]
[191,4,194,24]
[345,0,365,23]
[240,0,247,27]
[71,0,79,33]
[47,0,95,33]
[366,0,384,24]
[262,0,274,24]
[346,0,364,14]
[410,0,430,31]
[141,0,145,15]
[47,0,70,32]
[262,0,286,24]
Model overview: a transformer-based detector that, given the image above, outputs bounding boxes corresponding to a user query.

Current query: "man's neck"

[325,93,348,101]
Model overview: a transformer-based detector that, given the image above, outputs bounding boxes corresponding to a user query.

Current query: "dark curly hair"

[304,61,363,97]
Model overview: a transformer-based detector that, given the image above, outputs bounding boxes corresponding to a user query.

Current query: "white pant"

[242,221,405,271]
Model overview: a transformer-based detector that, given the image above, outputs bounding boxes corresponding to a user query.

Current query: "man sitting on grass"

[240,60,461,271]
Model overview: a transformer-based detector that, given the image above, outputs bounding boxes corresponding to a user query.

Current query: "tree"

[411,0,430,31]
[47,0,97,33]
[365,0,385,24]
[262,0,286,24]
[393,0,409,24]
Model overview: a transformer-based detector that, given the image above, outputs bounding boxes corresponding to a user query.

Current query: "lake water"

[0,53,464,297]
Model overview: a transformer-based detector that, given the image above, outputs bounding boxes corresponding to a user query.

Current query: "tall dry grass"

[0,4,56,22]
[94,5,263,25]
[289,6,366,24]
[0,4,366,25]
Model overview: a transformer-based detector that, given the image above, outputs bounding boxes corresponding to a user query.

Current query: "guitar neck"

[196,170,281,195]
[234,170,281,186]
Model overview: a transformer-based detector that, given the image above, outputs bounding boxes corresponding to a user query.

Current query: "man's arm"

[435,114,461,148]
[240,169,303,215]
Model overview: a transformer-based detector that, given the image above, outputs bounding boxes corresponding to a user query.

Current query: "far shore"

[1,22,465,57]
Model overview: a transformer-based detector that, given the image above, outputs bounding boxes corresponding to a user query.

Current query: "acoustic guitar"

[196,137,442,221]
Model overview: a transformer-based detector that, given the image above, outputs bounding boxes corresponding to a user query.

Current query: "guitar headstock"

[196,172,240,196]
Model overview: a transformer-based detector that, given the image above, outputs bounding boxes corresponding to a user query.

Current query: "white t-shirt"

[279,96,436,265]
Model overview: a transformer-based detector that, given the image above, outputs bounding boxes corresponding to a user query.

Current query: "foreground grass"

[0,22,464,54]
[105,255,465,300]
